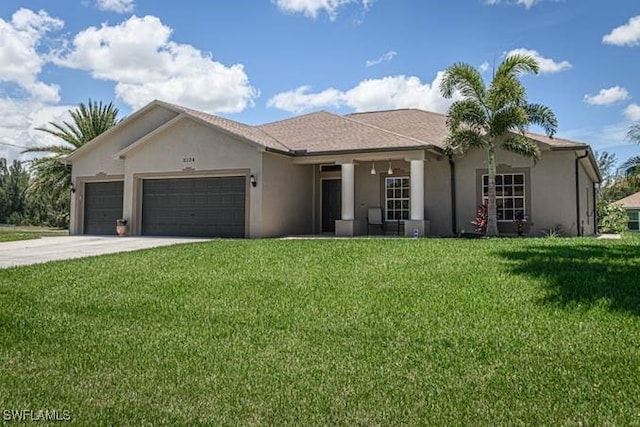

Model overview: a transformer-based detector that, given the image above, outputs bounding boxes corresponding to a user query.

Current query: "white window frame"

[628,210,639,231]
[482,173,526,222]
[385,176,410,221]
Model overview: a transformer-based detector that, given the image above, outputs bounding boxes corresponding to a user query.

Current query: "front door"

[322,179,341,233]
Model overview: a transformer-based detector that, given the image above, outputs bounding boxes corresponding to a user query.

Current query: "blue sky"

[0,0,639,168]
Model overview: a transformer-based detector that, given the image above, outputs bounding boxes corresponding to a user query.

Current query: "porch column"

[341,162,355,220]
[335,162,357,236]
[410,159,424,220]
[405,159,429,237]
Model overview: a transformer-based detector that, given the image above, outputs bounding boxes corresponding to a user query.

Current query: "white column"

[341,162,355,220]
[410,159,424,221]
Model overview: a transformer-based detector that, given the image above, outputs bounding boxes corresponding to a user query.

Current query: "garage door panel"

[84,181,124,235]
[142,177,246,237]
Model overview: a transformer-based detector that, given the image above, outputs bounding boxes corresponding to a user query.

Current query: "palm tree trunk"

[486,146,499,236]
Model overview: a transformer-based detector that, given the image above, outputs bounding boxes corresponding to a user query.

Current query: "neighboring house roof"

[615,191,640,209]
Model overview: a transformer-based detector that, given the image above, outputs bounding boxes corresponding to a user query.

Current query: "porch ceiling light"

[387,161,393,175]
[370,162,376,175]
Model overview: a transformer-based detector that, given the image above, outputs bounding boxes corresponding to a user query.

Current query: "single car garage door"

[142,176,246,237]
[84,181,124,235]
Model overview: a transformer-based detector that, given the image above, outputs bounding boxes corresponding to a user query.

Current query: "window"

[482,173,525,221]
[628,210,639,231]
[385,177,409,221]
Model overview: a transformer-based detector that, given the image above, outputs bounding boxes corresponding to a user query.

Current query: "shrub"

[471,203,488,235]
[599,203,628,234]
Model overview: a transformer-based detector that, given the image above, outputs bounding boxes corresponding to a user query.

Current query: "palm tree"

[628,123,640,145]
[439,54,558,236]
[23,100,120,227]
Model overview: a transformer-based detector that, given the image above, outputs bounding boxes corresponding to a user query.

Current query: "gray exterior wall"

[261,153,314,237]
[424,158,453,236]
[122,119,263,237]
[453,148,597,237]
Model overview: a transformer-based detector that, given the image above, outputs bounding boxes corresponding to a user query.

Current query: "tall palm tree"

[439,54,558,236]
[23,100,121,227]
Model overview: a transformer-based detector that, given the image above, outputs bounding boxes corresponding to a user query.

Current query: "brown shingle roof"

[615,191,640,208]
[347,108,586,150]
[346,109,449,148]
[258,110,438,153]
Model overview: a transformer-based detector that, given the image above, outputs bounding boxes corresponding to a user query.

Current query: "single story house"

[64,100,601,238]
[614,191,640,231]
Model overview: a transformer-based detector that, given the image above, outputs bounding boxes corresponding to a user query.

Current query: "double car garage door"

[83,177,246,237]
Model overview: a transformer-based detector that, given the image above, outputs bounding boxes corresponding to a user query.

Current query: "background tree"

[440,54,557,236]
[22,100,121,227]
[0,159,31,224]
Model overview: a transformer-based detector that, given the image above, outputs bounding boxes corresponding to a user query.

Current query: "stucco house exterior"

[614,192,640,232]
[65,100,601,238]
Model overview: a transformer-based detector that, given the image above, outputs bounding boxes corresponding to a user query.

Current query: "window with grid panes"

[628,210,639,231]
[482,173,525,221]
[385,177,410,221]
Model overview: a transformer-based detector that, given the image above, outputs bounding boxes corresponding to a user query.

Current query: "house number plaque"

[183,157,195,163]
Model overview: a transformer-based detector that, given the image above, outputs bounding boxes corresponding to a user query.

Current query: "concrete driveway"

[0,236,212,269]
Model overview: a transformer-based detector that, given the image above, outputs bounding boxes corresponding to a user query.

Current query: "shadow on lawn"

[497,241,640,316]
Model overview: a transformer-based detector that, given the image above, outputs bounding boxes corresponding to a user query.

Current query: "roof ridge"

[347,108,449,119]
[257,110,335,128]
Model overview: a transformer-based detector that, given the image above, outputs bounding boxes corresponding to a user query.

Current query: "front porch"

[298,149,433,237]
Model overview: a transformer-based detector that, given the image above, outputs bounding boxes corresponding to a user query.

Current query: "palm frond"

[445,128,487,154]
[501,134,540,162]
[439,62,488,104]
[21,144,74,155]
[627,124,640,144]
[490,106,529,136]
[495,54,540,79]
[621,155,640,176]
[446,100,488,132]
[487,74,527,111]
[31,99,120,153]
[524,103,558,137]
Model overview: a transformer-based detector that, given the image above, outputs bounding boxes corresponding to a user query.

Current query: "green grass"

[0,225,67,242]
[1,237,639,425]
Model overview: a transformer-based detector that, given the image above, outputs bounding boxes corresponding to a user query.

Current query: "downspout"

[449,155,457,235]
[593,182,598,235]
[575,151,588,236]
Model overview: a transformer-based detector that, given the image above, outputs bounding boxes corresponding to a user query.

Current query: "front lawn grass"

[1,237,639,425]
[0,225,67,242]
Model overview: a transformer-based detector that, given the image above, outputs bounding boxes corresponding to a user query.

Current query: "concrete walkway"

[0,236,211,269]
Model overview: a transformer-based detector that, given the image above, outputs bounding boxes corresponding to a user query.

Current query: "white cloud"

[479,61,490,73]
[0,98,73,162]
[365,50,397,67]
[624,104,640,121]
[53,15,258,113]
[506,48,572,73]
[0,8,63,102]
[273,0,372,20]
[96,0,135,13]
[603,16,640,47]
[267,72,458,114]
[486,0,543,9]
[583,86,629,106]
